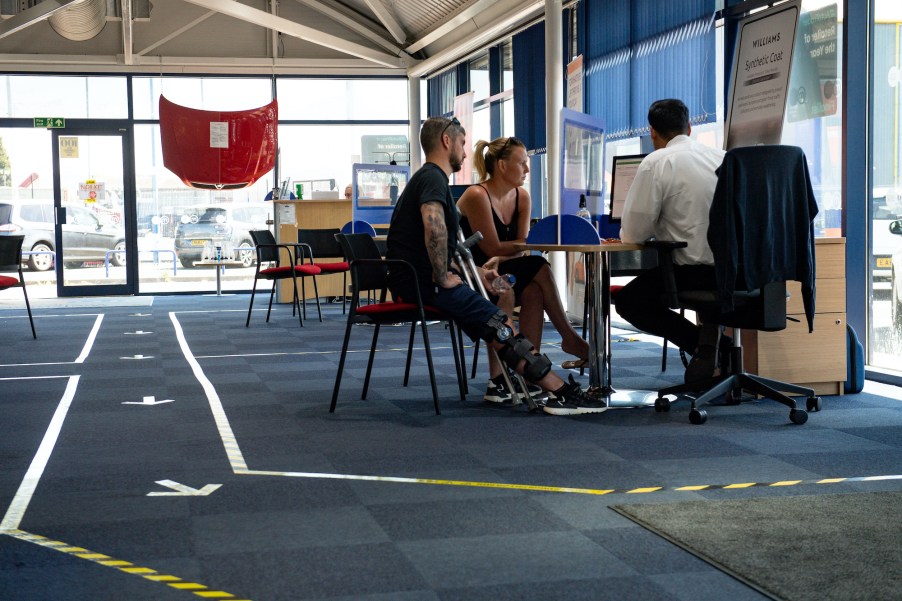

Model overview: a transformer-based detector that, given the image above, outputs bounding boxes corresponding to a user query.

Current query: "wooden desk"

[274,200,352,303]
[517,241,651,406]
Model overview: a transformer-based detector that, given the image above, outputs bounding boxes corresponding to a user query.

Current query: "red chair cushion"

[315,261,349,272]
[356,302,446,320]
[259,264,321,278]
[0,275,17,288]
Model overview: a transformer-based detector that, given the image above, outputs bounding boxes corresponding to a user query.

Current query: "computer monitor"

[608,154,647,222]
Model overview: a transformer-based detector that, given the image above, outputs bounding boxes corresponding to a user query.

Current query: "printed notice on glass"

[725,0,800,150]
[210,122,229,149]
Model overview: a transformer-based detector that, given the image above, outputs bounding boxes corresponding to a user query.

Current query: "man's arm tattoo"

[422,203,449,284]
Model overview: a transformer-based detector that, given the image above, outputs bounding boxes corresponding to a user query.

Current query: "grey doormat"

[613,492,902,601]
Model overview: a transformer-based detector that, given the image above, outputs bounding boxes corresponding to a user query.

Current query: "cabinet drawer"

[815,239,845,279]
[749,313,846,384]
[786,278,845,314]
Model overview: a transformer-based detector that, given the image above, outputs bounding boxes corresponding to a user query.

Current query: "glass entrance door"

[52,128,135,296]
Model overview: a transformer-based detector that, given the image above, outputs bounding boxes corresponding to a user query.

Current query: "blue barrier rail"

[105,249,178,278]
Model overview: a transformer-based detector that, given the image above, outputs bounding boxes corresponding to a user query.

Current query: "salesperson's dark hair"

[648,99,689,140]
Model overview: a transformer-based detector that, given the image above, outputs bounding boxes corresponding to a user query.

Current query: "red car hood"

[160,95,277,190]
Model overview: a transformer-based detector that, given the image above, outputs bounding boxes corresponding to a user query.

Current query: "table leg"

[588,249,656,408]
[215,265,222,296]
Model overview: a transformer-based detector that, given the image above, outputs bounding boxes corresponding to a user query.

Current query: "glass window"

[502,42,514,91]
[132,77,273,119]
[469,52,491,100]
[870,0,902,371]
[0,75,127,119]
[276,79,408,120]
[278,124,410,192]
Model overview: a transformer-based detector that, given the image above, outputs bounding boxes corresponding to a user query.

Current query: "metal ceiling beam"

[407,0,544,78]
[361,0,406,45]
[137,12,216,56]
[179,0,407,68]
[291,0,403,56]
[121,0,134,65]
[405,0,501,55]
[0,0,80,40]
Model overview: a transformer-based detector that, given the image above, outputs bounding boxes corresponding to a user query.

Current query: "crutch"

[454,230,540,412]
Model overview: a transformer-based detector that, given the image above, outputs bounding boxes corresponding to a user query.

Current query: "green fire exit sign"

[34,117,65,128]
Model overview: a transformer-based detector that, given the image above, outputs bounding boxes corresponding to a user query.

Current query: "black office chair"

[297,228,350,313]
[246,229,322,327]
[331,233,465,415]
[648,145,822,425]
[0,235,36,338]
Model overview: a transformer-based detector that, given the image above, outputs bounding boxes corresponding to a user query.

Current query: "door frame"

[51,124,137,297]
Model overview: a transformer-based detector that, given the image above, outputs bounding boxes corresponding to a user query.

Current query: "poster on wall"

[787,3,838,122]
[724,0,801,149]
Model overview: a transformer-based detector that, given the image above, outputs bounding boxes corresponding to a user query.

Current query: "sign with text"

[34,117,65,128]
[724,0,800,149]
[59,136,79,159]
[787,3,838,122]
[567,55,584,112]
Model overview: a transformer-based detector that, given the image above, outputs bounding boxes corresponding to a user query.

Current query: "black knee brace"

[498,334,552,382]
[481,310,513,343]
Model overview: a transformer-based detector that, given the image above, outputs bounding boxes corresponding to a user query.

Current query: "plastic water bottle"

[491,273,516,294]
[577,193,591,221]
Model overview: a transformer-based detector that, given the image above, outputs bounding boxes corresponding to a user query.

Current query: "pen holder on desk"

[598,214,621,240]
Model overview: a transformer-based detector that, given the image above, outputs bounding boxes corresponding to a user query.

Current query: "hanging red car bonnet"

[159,95,278,190]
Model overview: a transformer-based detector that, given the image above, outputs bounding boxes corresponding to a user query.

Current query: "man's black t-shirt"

[386,162,458,301]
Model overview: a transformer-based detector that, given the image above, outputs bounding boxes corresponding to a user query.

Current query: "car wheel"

[178,257,197,269]
[110,240,126,266]
[27,242,54,272]
[237,240,255,267]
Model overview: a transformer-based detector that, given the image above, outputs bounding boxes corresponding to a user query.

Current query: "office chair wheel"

[806,396,822,412]
[654,397,671,412]
[789,408,809,425]
[688,408,707,425]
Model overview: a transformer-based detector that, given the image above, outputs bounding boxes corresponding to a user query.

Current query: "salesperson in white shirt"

[614,98,726,384]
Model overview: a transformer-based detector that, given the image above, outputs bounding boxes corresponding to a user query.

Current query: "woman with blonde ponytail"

[458,136,590,403]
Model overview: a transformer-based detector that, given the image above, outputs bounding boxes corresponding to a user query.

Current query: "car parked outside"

[173,203,271,268]
[0,199,126,271]
[889,219,902,329]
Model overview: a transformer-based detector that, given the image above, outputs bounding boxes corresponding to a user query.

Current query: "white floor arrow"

[123,396,174,406]
[147,480,222,496]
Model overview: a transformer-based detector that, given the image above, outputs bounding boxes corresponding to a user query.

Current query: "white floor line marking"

[169,311,248,472]
[74,314,104,364]
[0,376,79,533]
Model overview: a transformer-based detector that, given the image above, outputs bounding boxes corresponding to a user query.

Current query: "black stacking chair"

[330,233,465,415]
[246,229,321,327]
[297,228,350,313]
[0,235,36,338]
[648,145,822,425]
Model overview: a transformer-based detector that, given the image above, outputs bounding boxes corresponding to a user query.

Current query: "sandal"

[561,358,589,370]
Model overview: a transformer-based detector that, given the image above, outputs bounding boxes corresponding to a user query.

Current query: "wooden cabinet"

[273,200,352,303]
[742,237,847,396]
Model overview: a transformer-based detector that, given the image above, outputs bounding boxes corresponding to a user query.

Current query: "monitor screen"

[609,154,647,222]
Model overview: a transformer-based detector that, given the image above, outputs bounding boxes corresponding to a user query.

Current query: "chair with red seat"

[0,235,36,338]
[297,228,350,313]
[246,229,322,327]
[330,233,465,415]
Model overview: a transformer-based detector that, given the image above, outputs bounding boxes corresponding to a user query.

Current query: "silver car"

[0,200,126,271]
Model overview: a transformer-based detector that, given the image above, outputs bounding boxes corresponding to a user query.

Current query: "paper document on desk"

[279,203,296,225]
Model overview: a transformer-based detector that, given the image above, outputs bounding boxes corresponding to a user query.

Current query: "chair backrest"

[249,229,281,264]
[297,228,342,259]
[335,233,387,294]
[707,144,818,331]
[0,235,25,273]
[340,220,377,237]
